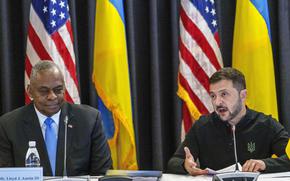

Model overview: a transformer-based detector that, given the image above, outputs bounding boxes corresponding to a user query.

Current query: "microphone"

[50,116,87,181]
[232,125,239,172]
[212,125,259,181]
[63,116,68,177]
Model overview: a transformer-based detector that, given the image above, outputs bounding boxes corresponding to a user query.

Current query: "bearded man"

[167,67,290,175]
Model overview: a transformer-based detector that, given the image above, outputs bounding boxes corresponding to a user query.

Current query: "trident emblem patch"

[247,142,255,153]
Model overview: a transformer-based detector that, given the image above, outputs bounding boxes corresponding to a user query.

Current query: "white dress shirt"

[34,106,61,139]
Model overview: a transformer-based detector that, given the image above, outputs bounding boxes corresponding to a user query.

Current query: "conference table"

[160,172,290,181]
[56,172,290,181]
[4,168,290,180]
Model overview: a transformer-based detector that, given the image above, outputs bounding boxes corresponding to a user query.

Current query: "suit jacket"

[0,102,112,176]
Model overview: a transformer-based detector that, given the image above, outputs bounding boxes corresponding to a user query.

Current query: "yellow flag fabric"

[232,0,278,120]
[92,0,138,170]
[286,139,290,159]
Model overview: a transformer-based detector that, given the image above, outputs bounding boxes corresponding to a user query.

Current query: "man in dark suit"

[0,61,112,176]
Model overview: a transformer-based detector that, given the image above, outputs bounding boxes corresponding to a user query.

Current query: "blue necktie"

[44,117,57,176]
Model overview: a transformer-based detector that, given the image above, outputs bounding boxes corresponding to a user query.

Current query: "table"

[43,172,290,181]
[160,172,290,181]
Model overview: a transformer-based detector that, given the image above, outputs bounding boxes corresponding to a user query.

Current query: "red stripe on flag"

[214,32,220,47]
[28,23,52,60]
[180,7,221,70]
[179,39,210,91]
[25,56,32,104]
[66,21,74,43]
[64,90,74,103]
[179,73,210,114]
[51,32,79,87]
[182,103,192,132]
[25,56,33,78]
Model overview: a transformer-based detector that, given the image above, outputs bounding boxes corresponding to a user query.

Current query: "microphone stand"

[212,125,259,181]
[63,116,68,178]
[48,116,88,181]
[232,126,239,172]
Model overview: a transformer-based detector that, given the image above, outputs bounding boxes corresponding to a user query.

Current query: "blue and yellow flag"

[286,139,290,159]
[232,0,278,120]
[92,0,138,170]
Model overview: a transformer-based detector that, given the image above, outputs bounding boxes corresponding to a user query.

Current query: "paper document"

[258,171,290,178]
[106,170,162,178]
[206,163,242,175]
[44,176,91,180]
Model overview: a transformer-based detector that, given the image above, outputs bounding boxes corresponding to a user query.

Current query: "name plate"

[0,167,43,181]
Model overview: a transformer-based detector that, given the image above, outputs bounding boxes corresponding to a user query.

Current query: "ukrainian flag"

[286,139,290,159]
[232,0,278,120]
[92,0,138,170]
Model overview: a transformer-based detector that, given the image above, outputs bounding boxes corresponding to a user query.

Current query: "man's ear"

[240,89,247,102]
[27,84,33,100]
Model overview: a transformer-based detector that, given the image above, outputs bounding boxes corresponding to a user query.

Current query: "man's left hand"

[242,159,266,172]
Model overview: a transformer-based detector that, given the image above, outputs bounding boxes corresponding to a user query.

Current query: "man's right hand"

[184,147,208,176]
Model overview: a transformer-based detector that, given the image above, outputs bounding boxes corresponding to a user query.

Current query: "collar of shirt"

[34,106,61,138]
[212,108,256,133]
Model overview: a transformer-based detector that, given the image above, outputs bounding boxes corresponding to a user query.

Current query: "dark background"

[1,0,290,171]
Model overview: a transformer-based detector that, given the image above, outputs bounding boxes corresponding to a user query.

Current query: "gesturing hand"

[184,147,208,176]
[242,159,266,172]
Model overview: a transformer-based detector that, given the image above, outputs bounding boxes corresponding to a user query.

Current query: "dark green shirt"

[167,108,290,174]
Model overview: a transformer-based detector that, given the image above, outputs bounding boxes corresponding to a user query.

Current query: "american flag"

[177,0,223,133]
[25,0,80,104]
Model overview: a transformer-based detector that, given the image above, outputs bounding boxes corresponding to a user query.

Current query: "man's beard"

[217,97,243,122]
